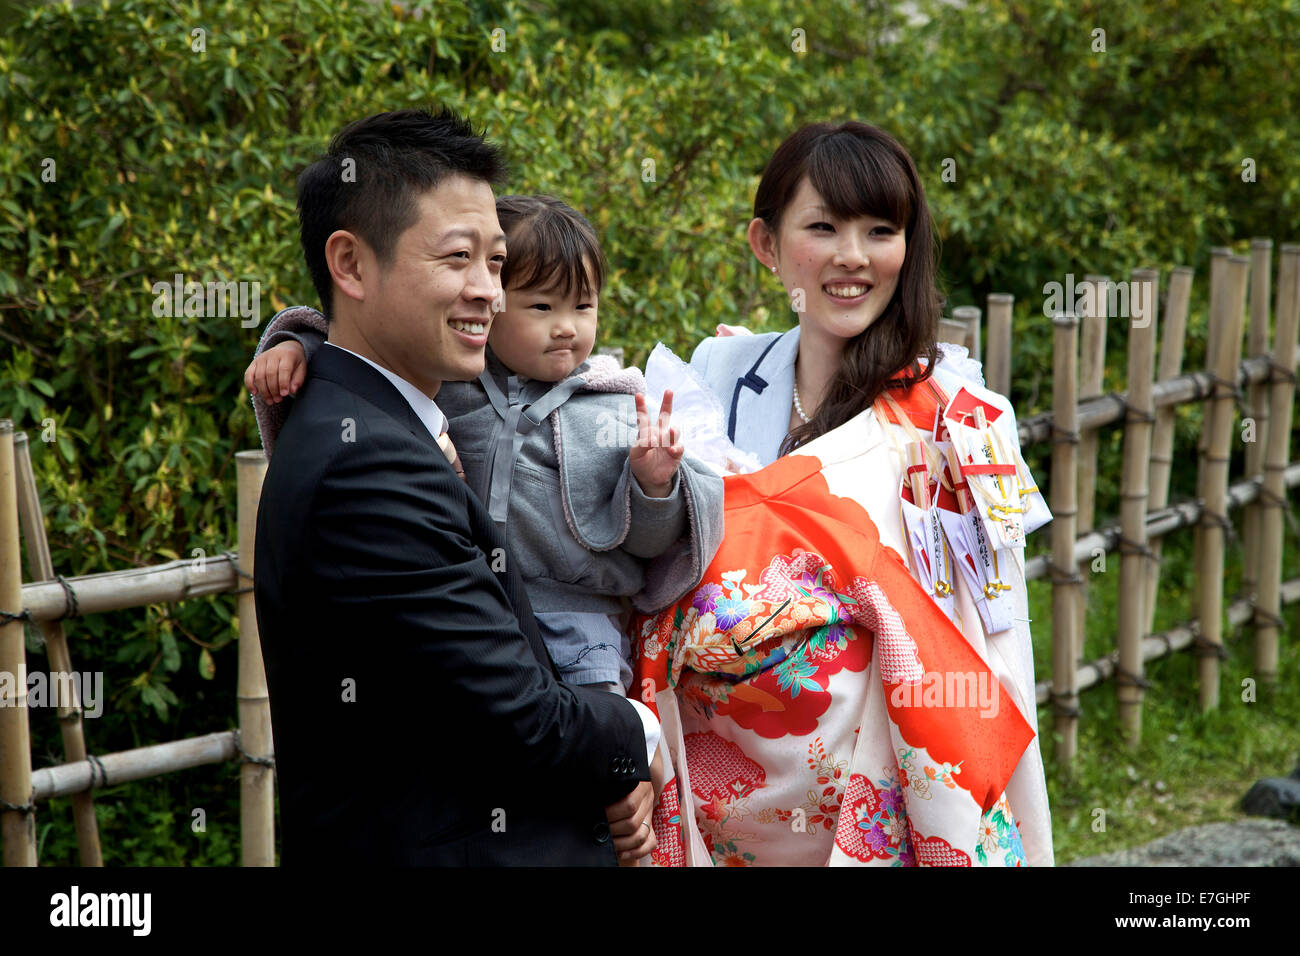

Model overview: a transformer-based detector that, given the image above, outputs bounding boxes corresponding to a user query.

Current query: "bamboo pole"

[953,305,981,362]
[12,433,102,866]
[1194,249,1233,572]
[1016,346,1300,447]
[1202,248,1233,437]
[1241,239,1274,602]
[1049,312,1080,765]
[985,293,1013,398]
[0,420,37,865]
[1035,576,1300,705]
[20,554,240,623]
[1075,275,1109,660]
[938,318,969,347]
[1255,244,1300,684]
[1196,256,1249,711]
[1115,269,1159,749]
[31,731,238,802]
[236,451,274,867]
[1024,460,1300,582]
[1143,266,1194,641]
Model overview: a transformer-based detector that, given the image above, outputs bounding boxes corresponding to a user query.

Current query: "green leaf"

[160,630,181,672]
[96,213,125,246]
[198,647,216,680]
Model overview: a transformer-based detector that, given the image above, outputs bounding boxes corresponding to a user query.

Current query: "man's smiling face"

[355,174,506,396]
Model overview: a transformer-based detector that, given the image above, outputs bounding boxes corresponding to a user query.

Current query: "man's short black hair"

[295,107,508,319]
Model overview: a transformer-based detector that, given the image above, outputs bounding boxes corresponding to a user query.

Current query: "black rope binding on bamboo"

[56,574,80,619]
[0,796,35,814]
[2,573,85,626]
[1113,664,1153,690]
[232,729,275,770]
[1118,536,1159,564]
[1211,372,1246,404]
[1122,400,1156,426]
[1252,607,1288,631]
[86,753,108,790]
[221,551,254,596]
[1048,691,1081,719]
[1050,423,1080,446]
[1046,560,1083,587]
[1255,482,1299,536]
[1268,362,1298,386]
[1192,633,1231,660]
[1198,500,1240,546]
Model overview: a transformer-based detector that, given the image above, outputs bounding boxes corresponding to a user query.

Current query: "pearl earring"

[770,266,777,274]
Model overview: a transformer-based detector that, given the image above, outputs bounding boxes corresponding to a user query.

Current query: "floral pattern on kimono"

[677,555,873,740]
[632,387,1050,867]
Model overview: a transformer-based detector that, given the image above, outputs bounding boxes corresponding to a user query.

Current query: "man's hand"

[245,340,307,404]
[605,779,656,865]
[629,390,683,498]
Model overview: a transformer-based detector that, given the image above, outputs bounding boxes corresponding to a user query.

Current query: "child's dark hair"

[495,195,606,301]
[296,107,508,319]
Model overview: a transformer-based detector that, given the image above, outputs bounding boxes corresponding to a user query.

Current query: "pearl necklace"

[792,382,811,424]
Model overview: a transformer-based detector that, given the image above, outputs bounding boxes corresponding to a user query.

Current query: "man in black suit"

[253,109,658,865]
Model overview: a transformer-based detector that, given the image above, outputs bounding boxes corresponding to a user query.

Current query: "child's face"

[487,260,598,382]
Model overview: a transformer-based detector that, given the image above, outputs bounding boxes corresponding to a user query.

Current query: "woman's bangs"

[808,134,913,230]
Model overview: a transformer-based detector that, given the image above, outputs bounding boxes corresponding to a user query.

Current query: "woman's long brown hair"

[756,122,943,457]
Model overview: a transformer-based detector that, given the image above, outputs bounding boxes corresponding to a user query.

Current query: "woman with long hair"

[636,121,1054,867]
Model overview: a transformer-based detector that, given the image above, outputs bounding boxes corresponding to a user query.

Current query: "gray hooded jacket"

[252,307,725,686]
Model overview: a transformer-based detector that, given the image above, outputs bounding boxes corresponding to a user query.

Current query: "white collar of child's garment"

[323,341,448,439]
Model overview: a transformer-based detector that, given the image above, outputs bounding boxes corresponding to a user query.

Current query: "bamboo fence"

[0,442,272,866]
[0,243,1297,865]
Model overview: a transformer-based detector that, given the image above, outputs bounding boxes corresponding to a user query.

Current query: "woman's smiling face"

[751,175,907,343]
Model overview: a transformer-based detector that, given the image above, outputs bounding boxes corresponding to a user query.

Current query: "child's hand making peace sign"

[629,389,683,498]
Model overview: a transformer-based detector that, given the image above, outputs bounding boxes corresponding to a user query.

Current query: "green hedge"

[1,0,1295,863]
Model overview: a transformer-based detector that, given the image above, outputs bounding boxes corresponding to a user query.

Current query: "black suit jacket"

[253,343,650,866]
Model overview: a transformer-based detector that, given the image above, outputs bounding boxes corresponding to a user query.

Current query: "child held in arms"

[245,195,724,799]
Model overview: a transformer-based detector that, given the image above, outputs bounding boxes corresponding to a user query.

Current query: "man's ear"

[747,217,778,272]
[325,230,369,305]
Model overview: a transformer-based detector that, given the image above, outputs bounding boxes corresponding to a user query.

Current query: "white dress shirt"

[325,341,448,440]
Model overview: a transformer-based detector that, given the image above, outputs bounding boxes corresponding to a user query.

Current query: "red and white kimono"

[633,371,1053,867]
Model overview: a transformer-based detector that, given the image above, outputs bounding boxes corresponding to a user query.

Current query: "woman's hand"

[245,340,307,404]
[629,390,683,498]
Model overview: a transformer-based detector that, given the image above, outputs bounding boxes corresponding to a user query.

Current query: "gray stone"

[1066,819,1300,866]
[1241,776,1300,823]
